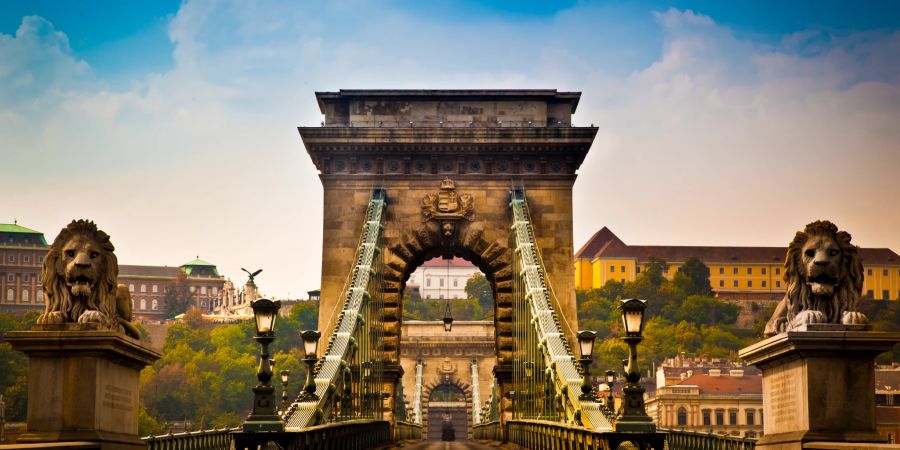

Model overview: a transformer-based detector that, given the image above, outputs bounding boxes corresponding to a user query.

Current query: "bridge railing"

[396,420,423,442]
[473,420,502,442]
[662,428,756,450]
[143,427,237,450]
[232,419,391,450]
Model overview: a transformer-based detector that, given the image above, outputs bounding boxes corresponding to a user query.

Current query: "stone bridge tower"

[299,89,597,389]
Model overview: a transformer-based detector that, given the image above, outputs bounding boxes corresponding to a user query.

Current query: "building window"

[5,289,13,301]
[152,299,158,310]
[610,266,615,272]
[759,409,764,425]
[867,268,873,276]
[6,274,12,282]
[715,410,724,425]
[729,410,738,425]
[129,284,135,292]
[702,410,711,426]
[453,279,458,287]
[732,267,738,275]
[37,290,43,302]
[762,280,767,287]
[427,279,431,287]
[201,286,207,295]
[23,255,30,263]
[140,299,146,310]
[888,434,894,444]
[439,278,444,287]
[884,269,889,277]
[719,280,724,287]
[621,265,626,273]
[884,290,890,300]
[761,268,766,275]
[776,280,781,288]
[38,256,43,263]
[22,290,29,303]
[775,268,781,275]
[141,284,147,293]
[867,290,875,300]
[636,267,641,274]
[747,268,752,275]
[23,274,29,282]
[677,407,688,426]
[212,287,217,295]
[748,280,753,287]
[152,285,158,293]
[719,267,724,275]
[733,280,738,288]
[746,409,755,425]
[6,255,14,263]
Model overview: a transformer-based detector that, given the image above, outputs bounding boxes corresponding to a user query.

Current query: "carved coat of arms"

[422,178,474,222]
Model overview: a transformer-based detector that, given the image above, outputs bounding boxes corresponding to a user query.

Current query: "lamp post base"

[615,384,655,433]
[243,384,284,432]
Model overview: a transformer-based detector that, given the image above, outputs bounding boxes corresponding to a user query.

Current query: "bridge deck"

[394,441,504,450]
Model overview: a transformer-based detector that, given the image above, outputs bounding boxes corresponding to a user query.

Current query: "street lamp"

[605,370,616,410]
[243,298,283,432]
[298,330,321,402]
[442,303,453,332]
[280,369,290,413]
[615,298,654,432]
[577,330,597,401]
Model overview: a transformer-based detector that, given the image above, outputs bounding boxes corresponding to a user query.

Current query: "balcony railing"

[396,420,423,442]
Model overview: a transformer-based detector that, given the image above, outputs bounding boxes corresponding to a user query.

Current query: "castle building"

[0,223,49,312]
[575,227,900,301]
[645,368,763,438]
[0,222,227,319]
[407,257,480,300]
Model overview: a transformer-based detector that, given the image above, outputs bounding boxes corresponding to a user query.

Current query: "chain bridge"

[145,90,757,449]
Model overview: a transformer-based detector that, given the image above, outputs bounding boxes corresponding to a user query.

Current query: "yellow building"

[575,227,900,301]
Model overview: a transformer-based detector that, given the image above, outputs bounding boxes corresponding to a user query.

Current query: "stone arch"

[422,374,473,441]
[380,218,514,364]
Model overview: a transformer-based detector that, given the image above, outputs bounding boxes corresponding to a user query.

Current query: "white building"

[408,257,480,299]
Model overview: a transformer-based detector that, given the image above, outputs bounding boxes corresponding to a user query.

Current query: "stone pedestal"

[739,325,900,450]
[4,325,160,450]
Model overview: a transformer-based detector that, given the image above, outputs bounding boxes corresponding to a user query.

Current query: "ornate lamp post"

[605,370,616,411]
[615,298,655,432]
[280,369,290,413]
[243,298,283,432]
[577,330,597,401]
[298,330,321,402]
[442,302,453,332]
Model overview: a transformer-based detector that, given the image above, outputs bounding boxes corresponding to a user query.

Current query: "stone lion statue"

[37,220,141,338]
[764,220,868,336]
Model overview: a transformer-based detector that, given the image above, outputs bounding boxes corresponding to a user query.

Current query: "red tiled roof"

[577,227,900,265]
[575,227,626,258]
[675,373,762,395]
[421,256,474,268]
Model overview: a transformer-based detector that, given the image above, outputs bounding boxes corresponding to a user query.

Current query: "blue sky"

[1,1,898,297]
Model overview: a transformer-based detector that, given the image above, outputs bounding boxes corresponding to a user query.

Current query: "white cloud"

[0,3,898,298]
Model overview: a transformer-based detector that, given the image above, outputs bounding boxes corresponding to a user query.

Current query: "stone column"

[4,324,160,450]
[739,324,900,450]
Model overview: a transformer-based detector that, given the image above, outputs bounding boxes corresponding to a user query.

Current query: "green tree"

[675,257,713,296]
[163,271,195,318]
[642,257,669,287]
[465,273,493,314]
[675,295,739,326]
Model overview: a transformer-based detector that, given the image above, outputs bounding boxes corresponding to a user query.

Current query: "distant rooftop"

[315,89,582,112]
[577,226,900,265]
[0,222,48,246]
[181,257,220,277]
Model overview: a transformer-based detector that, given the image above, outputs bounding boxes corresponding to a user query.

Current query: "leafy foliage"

[0,310,39,421]
[465,273,494,315]
[139,301,318,432]
[577,258,754,372]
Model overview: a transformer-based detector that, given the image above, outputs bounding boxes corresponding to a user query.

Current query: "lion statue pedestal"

[1,220,159,450]
[5,326,159,449]
[740,325,900,449]
[740,221,900,450]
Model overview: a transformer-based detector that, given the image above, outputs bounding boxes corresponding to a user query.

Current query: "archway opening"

[427,383,468,441]
[403,256,494,321]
